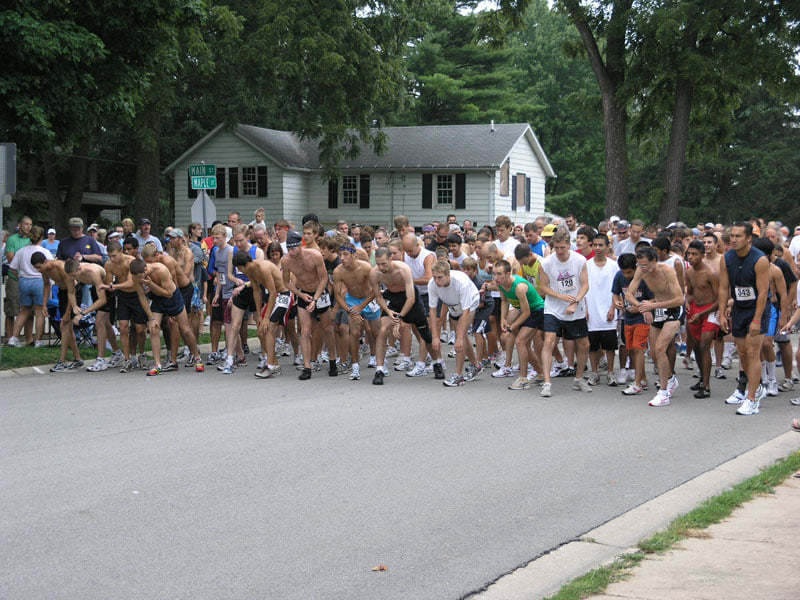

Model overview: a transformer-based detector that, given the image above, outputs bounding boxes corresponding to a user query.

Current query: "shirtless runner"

[141,242,184,364]
[64,258,122,372]
[167,229,201,349]
[369,247,434,385]
[333,242,380,381]
[281,231,339,380]
[31,253,83,371]
[129,259,204,375]
[685,240,719,398]
[103,240,147,371]
[626,246,685,407]
[231,252,290,379]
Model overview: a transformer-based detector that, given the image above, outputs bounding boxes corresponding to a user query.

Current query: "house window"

[437,175,453,206]
[242,167,257,196]
[342,175,358,205]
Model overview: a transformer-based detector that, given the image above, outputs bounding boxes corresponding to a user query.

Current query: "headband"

[339,246,356,254]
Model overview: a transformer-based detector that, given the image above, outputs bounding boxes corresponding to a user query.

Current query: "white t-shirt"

[541,250,587,321]
[427,270,480,314]
[615,236,651,257]
[10,245,53,279]
[789,235,800,259]
[494,236,520,259]
[585,258,619,331]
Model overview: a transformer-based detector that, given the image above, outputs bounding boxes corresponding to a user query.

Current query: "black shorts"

[150,288,185,318]
[88,286,115,316]
[296,289,332,319]
[419,293,430,317]
[589,329,618,352]
[651,306,683,330]
[211,298,229,323]
[232,284,258,313]
[472,305,494,334]
[730,306,769,339]
[520,308,544,330]
[543,314,588,340]
[268,291,297,326]
[383,287,432,345]
[117,291,147,325]
[180,283,194,313]
[492,296,502,320]
[57,287,71,320]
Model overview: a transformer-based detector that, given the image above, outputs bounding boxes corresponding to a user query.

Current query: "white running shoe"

[6,336,20,347]
[350,366,361,380]
[320,350,329,362]
[756,385,766,402]
[767,379,779,397]
[293,354,304,366]
[405,363,426,377]
[649,390,671,407]
[508,377,530,390]
[736,397,760,415]
[87,358,108,372]
[586,372,600,386]
[714,366,726,379]
[492,366,514,378]
[539,382,552,397]
[721,356,732,370]
[385,345,398,357]
[779,378,794,392]
[550,364,563,378]
[573,378,593,393]
[789,397,800,406]
[617,369,628,385]
[492,352,507,368]
[622,383,643,395]
[108,351,124,367]
[527,370,538,382]
[666,375,679,395]
[607,372,618,386]
[34,340,47,348]
[394,357,412,371]
[725,389,745,405]
[367,355,377,368]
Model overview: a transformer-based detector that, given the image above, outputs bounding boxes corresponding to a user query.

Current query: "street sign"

[189,164,215,177]
[191,175,217,190]
[191,189,217,229]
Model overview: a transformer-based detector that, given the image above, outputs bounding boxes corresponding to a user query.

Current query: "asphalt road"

[2,356,798,600]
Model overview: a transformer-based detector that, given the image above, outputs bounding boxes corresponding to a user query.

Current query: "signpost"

[189,163,216,231]
[0,143,16,362]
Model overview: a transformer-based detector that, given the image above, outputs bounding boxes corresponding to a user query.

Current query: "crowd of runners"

[4,211,800,422]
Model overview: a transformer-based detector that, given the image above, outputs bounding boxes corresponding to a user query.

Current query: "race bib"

[557,276,576,293]
[275,293,291,308]
[317,292,331,308]
[218,272,226,285]
[367,300,380,313]
[448,305,463,318]
[653,308,667,322]
[735,286,755,301]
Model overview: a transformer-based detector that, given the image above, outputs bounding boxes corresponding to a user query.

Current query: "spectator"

[133,218,163,251]
[42,228,60,253]
[57,218,104,264]
[4,216,32,341]
[6,226,51,347]
[121,218,135,237]
[249,207,266,228]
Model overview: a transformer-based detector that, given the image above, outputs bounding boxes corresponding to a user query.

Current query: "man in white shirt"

[538,228,592,397]
[133,218,163,252]
[584,234,620,386]
[615,219,650,256]
[493,215,520,259]
[428,262,480,387]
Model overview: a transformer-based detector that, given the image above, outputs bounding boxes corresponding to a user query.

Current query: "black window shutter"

[359,174,370,209]
[328,178,338,209]
[216,168,226,199]
[525,176,531,211]
[257,166,268,197]
[188,171,198,199]
[511,174,517,211]
[455,173,466,209]
[229,168,239,198]
[422,173,432,209]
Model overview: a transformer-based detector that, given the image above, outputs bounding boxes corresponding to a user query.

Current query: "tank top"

[404,247,434,296]
[500,275,544,311]
[725,247,766,310]
[518,261,541,289]
[540,250,587,320]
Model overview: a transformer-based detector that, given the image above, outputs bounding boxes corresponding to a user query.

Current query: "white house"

[163,122,556,230]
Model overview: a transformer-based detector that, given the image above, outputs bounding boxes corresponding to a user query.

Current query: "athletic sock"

[767,361,776,381]
[762,362,768,383]
[416,361,425,369]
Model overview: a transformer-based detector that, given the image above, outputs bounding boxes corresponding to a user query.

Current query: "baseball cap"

[609,215,620,224]
[541,224,557,237]
[167,228,185,239]
[107,231,122,240]
[47,228,56,235]
[139,218,151,225]
[692,227,701,236]
[704,222,714,229]
[88,223,99,232]
[616,220,630,230]
[68,217,83,228]
[286,230,302,248]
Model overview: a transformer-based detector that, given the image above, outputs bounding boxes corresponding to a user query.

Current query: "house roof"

[164,122,556,177]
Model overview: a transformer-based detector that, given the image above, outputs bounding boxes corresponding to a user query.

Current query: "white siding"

[173,130,283,227]
[307,171,494,230]
[493,132,547,225]
[281,171,309,228]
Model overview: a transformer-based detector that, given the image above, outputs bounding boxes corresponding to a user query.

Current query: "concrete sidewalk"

[589,471,800,600]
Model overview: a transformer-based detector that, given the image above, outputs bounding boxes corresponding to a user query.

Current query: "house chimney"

[490,120,495,132]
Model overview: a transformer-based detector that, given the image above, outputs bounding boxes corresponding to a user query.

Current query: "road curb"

[470,431,800,600]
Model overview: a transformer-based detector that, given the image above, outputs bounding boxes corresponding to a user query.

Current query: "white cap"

[704,222,714,228]
[609,215,620,223]
[47,228,56,235]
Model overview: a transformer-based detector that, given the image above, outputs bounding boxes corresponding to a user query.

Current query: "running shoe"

[492,352,507,368]
[206,351,220,365]
[255,365,280,379]
[385,346,398,357]
[433,362,445,380]
[714,366,726,379]
[329,361,338,377]
[607,372,618,387]
[616,369,628,385]
[372,370,385,385]
[693,387,710,399]
[108,351,124,367]
[394,357,412,371]
[539,382,552,397]
[492,366,514,378]
[406,364,426,377]
[367,356,377,368]
[87,358,108,372]
[681,356,692,370]
[185,354,198,368]
[49,360,67,372]
[585,372,600,386]
[666,375,679,395]
[443,373,464,387]
[725,390,745,405]
[147,364,163,376]
[780,378,794,392]
[789,397,800,406]
[194,363,204,373]
[221,362,234,375]
[162,362,179,372]
[756,385,767,402]
[690,380,703,391]
[721,356,732,370]
[34,340,47,348]
[767,379,779,397]
[293,354,304,366]
[649,390,671,406]
[6,336,21,347]
[337,361,350,375]
[234,356,247,368]
[242,343,250,355]
[464,364,481,382]
[447,348,457,358]
[298,367,312,380]
[320,350,329,362]
[736,397,760,415]
[558,366,576,378]
[508,377,530,390]
[349,366,361,380]
[573,378,593,393]
[622,383,643,395]
[119,359,135,373]
[67,360,84,370]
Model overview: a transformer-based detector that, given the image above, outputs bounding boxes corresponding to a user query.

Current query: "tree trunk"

[602,92,629,219]
[658,77,693,225]
[133,103,163,230]
[43,153,65,228]
[63,149,89,226]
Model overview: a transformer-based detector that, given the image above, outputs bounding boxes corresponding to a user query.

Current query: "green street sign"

[191,175,217,190]
[189,164,215,177]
